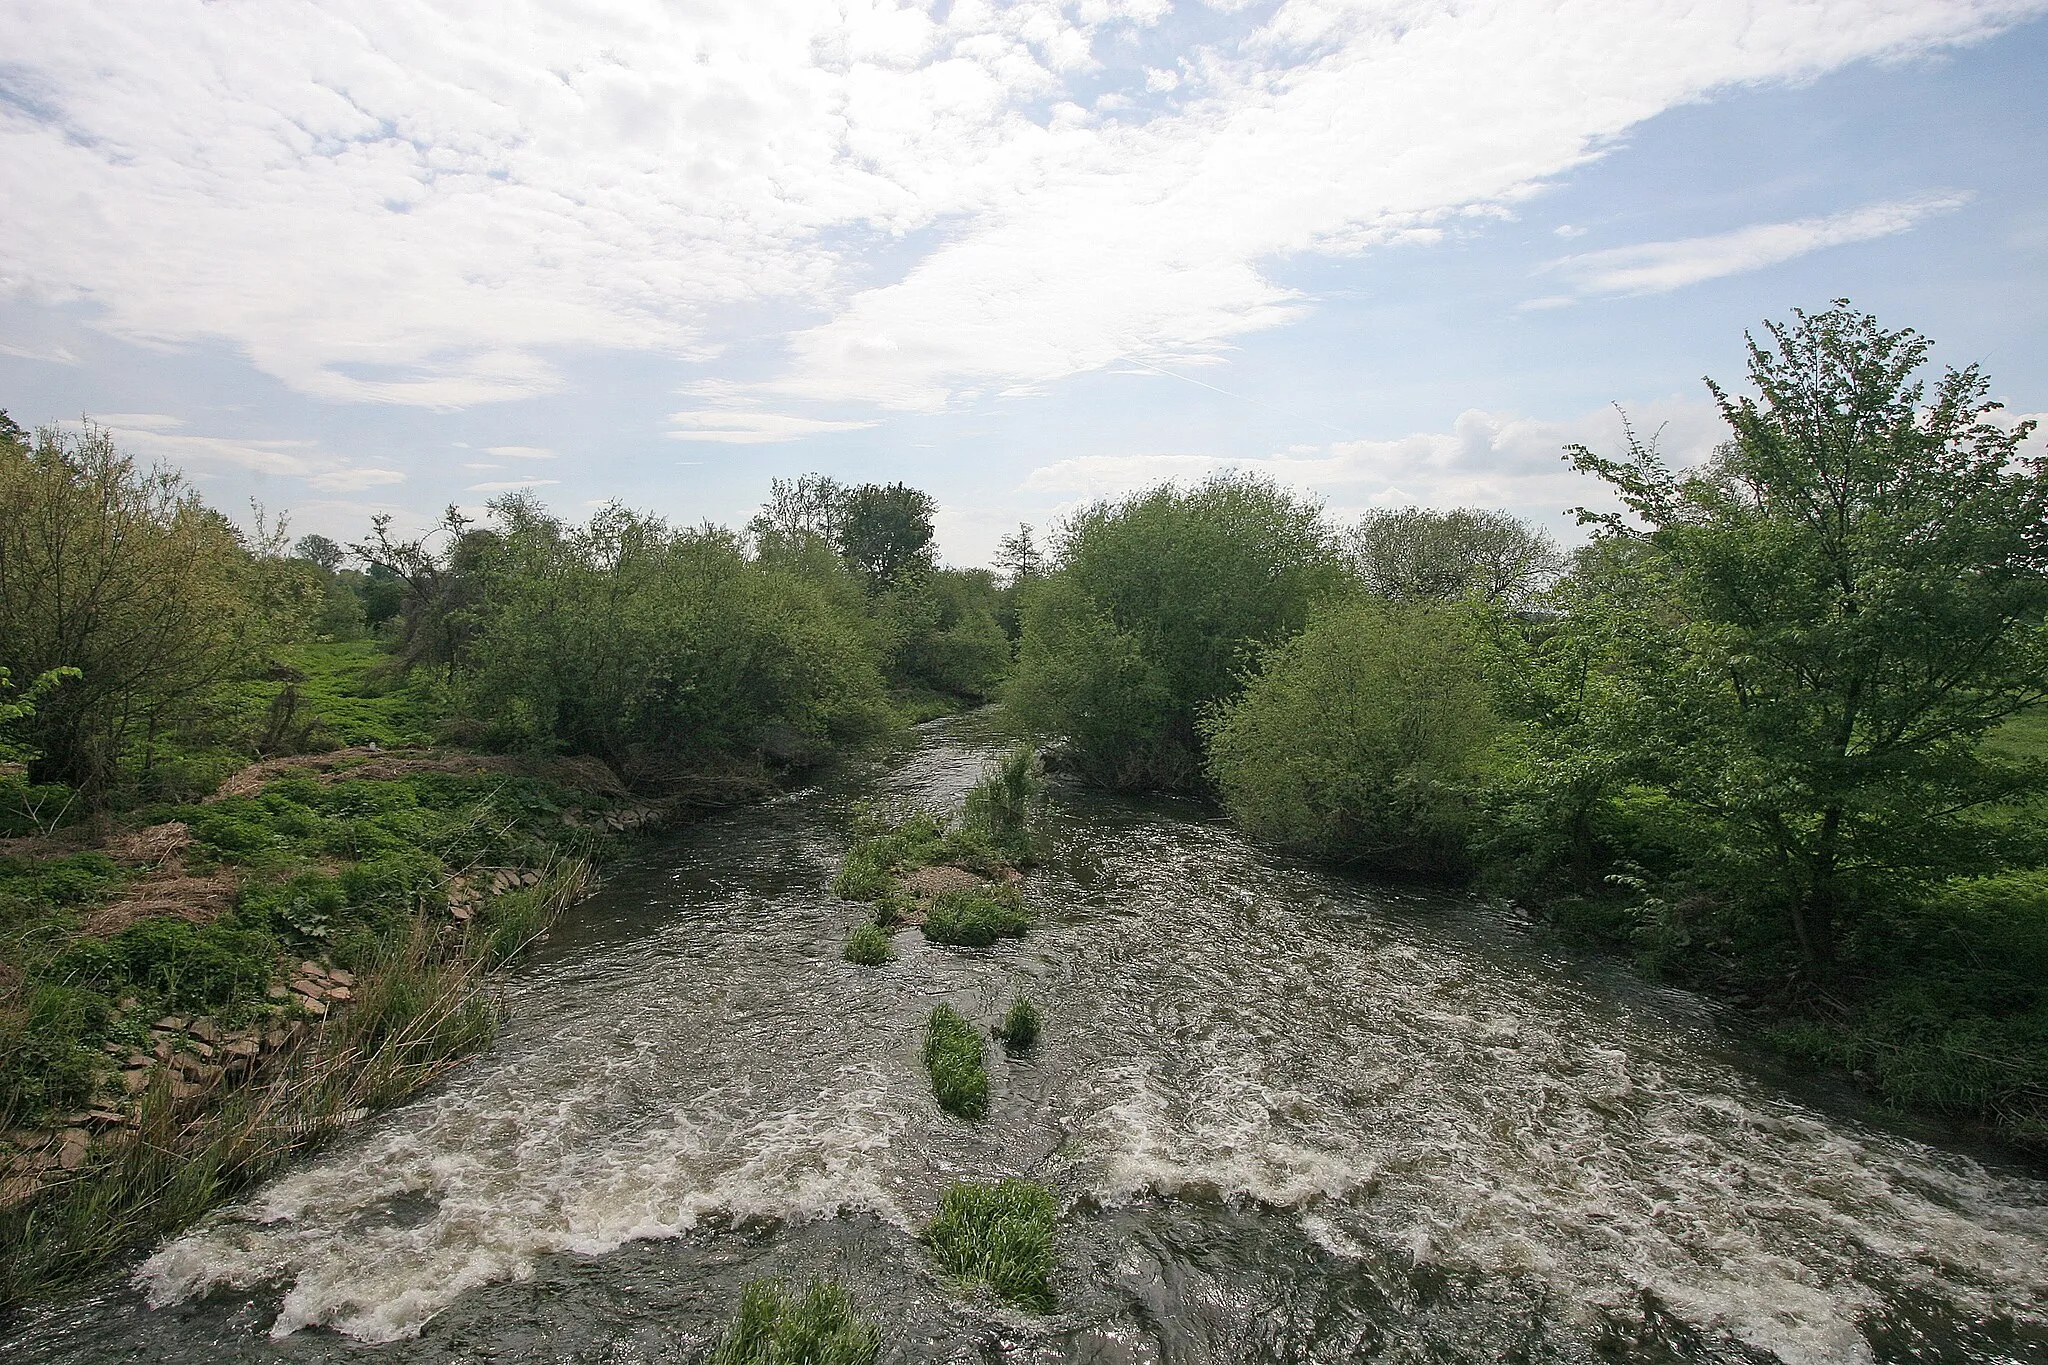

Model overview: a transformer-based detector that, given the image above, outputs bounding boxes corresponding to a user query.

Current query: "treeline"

[1007,304,2048,1150]
[0,429,1020,816]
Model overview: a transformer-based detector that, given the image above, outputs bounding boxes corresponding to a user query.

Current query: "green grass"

[995,996,1041,1050]
[0,911,500,1312]
[921,884,1030,948]
[922,1005,987,1120]
[842,921,893,966]
[705,1278,880,1365]
[923,1178,1059,1312]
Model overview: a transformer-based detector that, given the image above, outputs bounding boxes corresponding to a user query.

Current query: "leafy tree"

[351,507,495,677]
[1349,507,1563,606]
[1562,302,2048,969]
[837,482,936,593]
[1009,474,1347,789]
[292,533,347,573]
[1205,599,1499,873]
[455,495,892,783]
[995,523,1043,585]
[748,473,848,552]
[0,422,251,800]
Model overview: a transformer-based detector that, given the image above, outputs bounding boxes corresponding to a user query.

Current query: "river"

[6,715,2046,1363]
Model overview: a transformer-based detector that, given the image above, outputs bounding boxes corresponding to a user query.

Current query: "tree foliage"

[452,496,893,786]
[1206,600,1500,873]
[1559,302,2048,967]
[0,423,252,799]
[1008,474,1347,790]
[1348,507,1563,606]
[837,482,936,593]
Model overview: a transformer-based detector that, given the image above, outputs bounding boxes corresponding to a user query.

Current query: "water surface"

[8,717,2046,1363]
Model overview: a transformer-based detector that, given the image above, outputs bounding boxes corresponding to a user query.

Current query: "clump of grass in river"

[923,1178,1059,1311]
[922,1004,987,1120]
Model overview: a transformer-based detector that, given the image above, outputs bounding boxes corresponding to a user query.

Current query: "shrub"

[995,997,1040,1050]
[922,1005,987,1119]
[1007,474,1348,791]
[921,885,1030,948]
[843,921,893,966]
[959,747,1043,864]
[0,983,109,1120]
[705,1277,880,1365]
[923,1178,1059,1311]
[1204,598,1499,874]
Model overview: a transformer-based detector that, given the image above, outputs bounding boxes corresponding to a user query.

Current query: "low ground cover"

[0,756,628,1309]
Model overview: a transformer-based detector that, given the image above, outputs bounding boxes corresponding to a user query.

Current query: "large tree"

[1566,303,2048,968]
[836,482,936,593]
[0,423,251,799]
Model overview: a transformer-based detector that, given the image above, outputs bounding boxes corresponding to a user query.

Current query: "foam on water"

[1047,827,2048,1364]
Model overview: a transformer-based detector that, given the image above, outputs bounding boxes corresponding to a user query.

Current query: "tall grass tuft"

[922,1004,987,1120]
[958,747,1044,863]
[843,921,893,966]
[705,1277,880,1365]
[921,884,1030,947]
[923,1178,1059,1311]
[995,996,1041,1050]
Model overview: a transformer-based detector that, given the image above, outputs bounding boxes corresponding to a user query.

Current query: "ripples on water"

[7,717,2046,1362]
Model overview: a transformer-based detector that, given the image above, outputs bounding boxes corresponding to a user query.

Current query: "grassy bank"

[0,739,634,1309]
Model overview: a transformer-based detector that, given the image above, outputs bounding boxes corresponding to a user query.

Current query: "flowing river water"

[7,715,2048,1363]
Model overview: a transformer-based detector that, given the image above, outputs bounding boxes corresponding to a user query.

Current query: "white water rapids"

[8,718,2045,1363]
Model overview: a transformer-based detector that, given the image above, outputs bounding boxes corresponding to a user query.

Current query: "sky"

[3,0,2046,568]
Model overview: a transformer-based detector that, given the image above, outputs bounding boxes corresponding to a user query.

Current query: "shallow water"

[7,716,2047,1363]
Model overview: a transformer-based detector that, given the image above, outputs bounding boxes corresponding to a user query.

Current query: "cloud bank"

[2,1,2038,416]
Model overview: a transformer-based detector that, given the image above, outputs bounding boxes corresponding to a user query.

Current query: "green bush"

[1008,474,1348,791]
[0,852,125,927]
[923,1178,1059,1311]
[843,921,893,966]
[922,1005,987,1120]
[995,997,1040,1050]
[108,918,274,1014]
[921,885,1030,948]
[959,747,1043,864]
[0,983,109,1120]
[1205,598,1499,874]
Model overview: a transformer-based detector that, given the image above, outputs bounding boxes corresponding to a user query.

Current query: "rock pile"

[561,804,663,834]
[0,955,362,1211]
[444,866,547,922]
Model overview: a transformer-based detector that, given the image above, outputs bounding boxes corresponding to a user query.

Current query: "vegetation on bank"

[1007,303,2048,1152]
[923,1178,1059,1311]
[0,416,1028,1310]
[922,1004,988,1120]
[705,1277,881,1365]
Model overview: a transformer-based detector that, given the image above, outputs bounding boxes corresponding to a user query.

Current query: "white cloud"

[467,478,563,492]
[1542,193,1972,298]
[307,467,407,492]
[666,409,881,443]
[0,2,2036,412]
[483,445,556,460]
[1022,396,1729,532]
[0,339,79,364]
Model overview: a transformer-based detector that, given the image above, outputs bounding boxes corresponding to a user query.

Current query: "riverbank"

[0,741,658,1311]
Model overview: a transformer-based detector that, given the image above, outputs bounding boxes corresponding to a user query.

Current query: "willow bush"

[1204,599,1501,875]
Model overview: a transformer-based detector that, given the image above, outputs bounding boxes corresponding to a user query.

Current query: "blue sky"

[3,0,2045,566]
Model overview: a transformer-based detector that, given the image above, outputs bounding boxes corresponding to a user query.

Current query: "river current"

[7,716,2046,1363]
